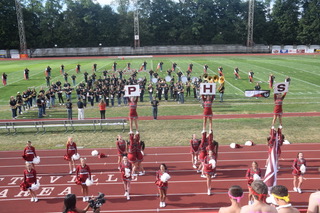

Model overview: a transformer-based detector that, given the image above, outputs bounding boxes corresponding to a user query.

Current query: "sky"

[95,0,114,6]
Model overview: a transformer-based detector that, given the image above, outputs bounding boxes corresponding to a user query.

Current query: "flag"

[264,131,278,187]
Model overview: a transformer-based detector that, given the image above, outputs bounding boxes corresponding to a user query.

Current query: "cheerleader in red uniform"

[218,66,224,76]
[203,150,216,195]
[127,132,139,175]
[116,135,127,168]
[245,161,262,204]
[119,156,132,200]
[156,164,169,208]
[135,138,145,176]
[22,163,38,202]
[197,130,212,177]
[190,134,200,169]
[22,141,37,167]
[76,158,91,202]
[265,127,284,167]
[66,137,77,174]
[292,152,306,194]
[202,95,214,131]
[272,92,287,128]
[128,96,139,132]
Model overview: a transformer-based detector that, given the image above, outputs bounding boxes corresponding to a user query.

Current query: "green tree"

[0,0,19,49]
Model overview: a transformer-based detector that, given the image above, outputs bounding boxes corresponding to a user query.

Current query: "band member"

[24,68,29,80]
[204,64,208,73]
[93,63,97,72]
[172,62,177,71]
[204,150,216,195]
[9,96,17,119]
[272,92,287,128]
[246,161,262,204]
[113,62,117,71]
[60,64,65,74]
[65,137,77,174]
[266,127,284,166]
[248,70,254,83]
[156,61,163,72]
[2,72,8,86]
[188,63,193,72]
[156,164,169,208]
[190,134,200,169]
[127,62,131,70]
[135,137,145,176]
[139,61,147,71]
[269,74,275,89]
[75,158,91,202]
[76,64,81,73]
[22,141,37,167]
[21,163,38,202]
[202,95,214,131]
[218,82,225,103]
[218,66,223,76]
[128,96,139,132]
[119,156,132,200]
[292,152,306,194]
[116,135,127,167]
[234,67,241,79]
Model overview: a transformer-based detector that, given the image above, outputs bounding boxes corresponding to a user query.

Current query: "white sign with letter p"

[274,82,289,94]
[200,83,216,95]
[125,85,140,97]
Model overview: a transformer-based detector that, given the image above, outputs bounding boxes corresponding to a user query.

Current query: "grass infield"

[0,54,319,150]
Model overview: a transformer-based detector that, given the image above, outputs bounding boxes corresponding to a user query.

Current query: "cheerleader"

[203,150,216,195]
[22,141,37,168]
[272,92,287,128]
[116,135,127,167]
[292,152,306,194]
[127,132,139,175]
[119,156,132,200]
[135,138,145,176]
[202,95,214,131]
[197,130,212,177]
[76,158,91,202]
[245,161,262,204]
[128,96,139,132]
[190,134,200,169]
[22,163,38,202]
[66,137,77,174]
[156,164,170,208]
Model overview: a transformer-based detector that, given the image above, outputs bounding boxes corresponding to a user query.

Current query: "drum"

[152,78,158,83]
[181,76,188,83]
[191,77,199,83]
[165,76,171,82]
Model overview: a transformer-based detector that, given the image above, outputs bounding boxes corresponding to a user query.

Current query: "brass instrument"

[219,76,225,84]
[203,73,208,80]
[213,75,219,83]
[208,76,214,83]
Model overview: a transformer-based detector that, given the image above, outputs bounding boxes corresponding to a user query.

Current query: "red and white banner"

[264,131,278,188]
[124,85,140,97]
[200,83,216,95]
[245,90,270,98]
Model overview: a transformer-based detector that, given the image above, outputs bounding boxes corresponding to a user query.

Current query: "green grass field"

[0,54,319,150]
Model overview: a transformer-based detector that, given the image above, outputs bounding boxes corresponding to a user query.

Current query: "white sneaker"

[201,174,206,178]
[297,188,302,193]
[207,189,211,195]
[34,197,38,202]
[196,170,201,173]
[248,200,253,205]
[163,202,166,207]
[279,125,282,129]
[69,171,72,174]
[160,202,163,207]
[192,164,197,169]
[72,168,76,172]
[139,171,145,176]
[31,197,34,202]
[293,187,298,192]
[126,194,130,200]
[124,192,127,196]
[83,197,86,202]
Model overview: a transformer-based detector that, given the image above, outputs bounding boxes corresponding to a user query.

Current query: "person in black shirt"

[71,75,76,86]
[254,83,261,90]
[45,76,51,87]
[77,98,84,120]
[24,68,29,80]
[57,86,64,105]
[151,97,159,120]
[84,72,89,83]
[76,64,81,73]
[93,64,97,72]
[66,99,72,120]
[45,66,51,77]
[36,95,43,118]
[60,64,64,74]
[9,96,17,119]
[64,73,69,82]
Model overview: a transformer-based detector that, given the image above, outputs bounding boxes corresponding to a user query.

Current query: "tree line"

[1,0,319,49]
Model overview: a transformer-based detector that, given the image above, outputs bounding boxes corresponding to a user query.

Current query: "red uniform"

[128,97,138,119]
[203,155,216,176]
[190,139,200,154]
[23,146,37,162]
[127,133,138,163]
[120,161,132,181]
[269,75,275,89]
[117,139,127,156]
[76,165,91,185]
[66,142,77,160]
[267,128,283,156]
[199,132,211,162]
[202,95,214,118]
[245,167,262,185]
[273,93,286,115]
[23,169,37,189]
[156,170,168,189]
[136,140,144,162]
[292,158,306,176]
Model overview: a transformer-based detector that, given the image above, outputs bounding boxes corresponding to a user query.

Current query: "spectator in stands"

[307,191,320,213]
[240,180,277,213]
[219,185,243,213]
[268,185,299,213]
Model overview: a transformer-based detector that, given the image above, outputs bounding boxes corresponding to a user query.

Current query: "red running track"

[0,143,320,213]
